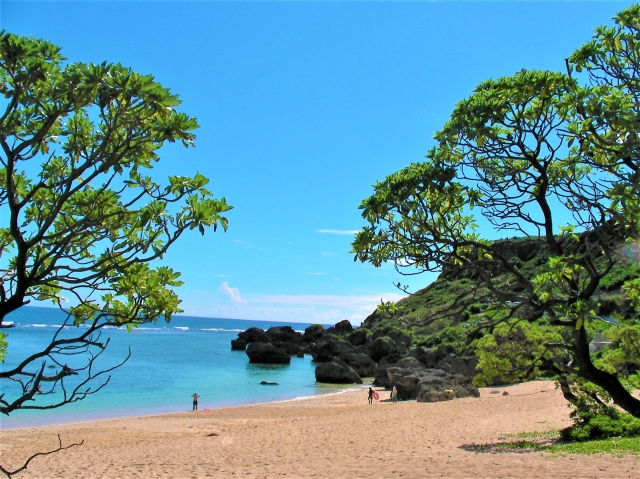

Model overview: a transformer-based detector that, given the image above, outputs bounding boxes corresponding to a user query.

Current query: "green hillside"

[360,235,640,353]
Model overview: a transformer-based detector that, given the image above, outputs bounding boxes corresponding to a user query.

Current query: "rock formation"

[385,356,479,402]
[246,342,291,364]
[315,357,362,384]
[231,338,247,351]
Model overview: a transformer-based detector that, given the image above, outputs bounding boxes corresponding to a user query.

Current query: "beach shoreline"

[2,380,639,478]
[0,383,364,432]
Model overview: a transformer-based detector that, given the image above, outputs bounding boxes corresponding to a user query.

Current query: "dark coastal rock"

[371,328,411,347]
[386,356,480,400]
[410,346,439,368]
[231,338,247,351]
[417,389,455,402]
[493,239,544,263]
[435,344,458,360]
[396,343,410,356]
[327,319,353,335]
[410,345,463,368]
[246,342,291,364]
[415,374,479,402]
[310,337,354,362]
[368,336,397,363]
[266,326,302,344]
[273,340,302,356]
[260,381,279,385]
[373,353,403,388]
[303,324,326,342]
[347,329,368,346]
[315,358,362,384]
[435,353,479,378]
[238,327,270,343]
[339,352,376,377]
[387,357,446,399]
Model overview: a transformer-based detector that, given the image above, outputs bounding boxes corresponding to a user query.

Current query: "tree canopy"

[0,29,232,450]
[352,5,640,420]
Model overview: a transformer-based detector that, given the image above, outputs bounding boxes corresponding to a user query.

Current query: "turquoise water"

[0,307,346,429]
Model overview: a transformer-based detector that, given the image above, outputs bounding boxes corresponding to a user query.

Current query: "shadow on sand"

[458,439,563,454]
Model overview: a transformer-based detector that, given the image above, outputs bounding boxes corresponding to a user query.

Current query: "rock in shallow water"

[231,339,247,350]
[246,342,291,364]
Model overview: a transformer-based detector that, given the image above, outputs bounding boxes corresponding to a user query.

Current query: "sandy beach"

[1,381,638,478]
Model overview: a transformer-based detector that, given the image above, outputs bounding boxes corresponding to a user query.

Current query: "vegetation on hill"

[362,235,640,356]
[351,3,640,431]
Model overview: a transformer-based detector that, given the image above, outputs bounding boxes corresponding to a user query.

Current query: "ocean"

[0,307,352,430]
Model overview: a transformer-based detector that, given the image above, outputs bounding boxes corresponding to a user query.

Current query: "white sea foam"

[201,328,245,333]
[173,326,189,331]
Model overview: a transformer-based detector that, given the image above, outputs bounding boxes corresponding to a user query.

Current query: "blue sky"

[2,1,634,324]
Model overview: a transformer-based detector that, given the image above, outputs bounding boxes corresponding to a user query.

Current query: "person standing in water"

[191,392,200,411]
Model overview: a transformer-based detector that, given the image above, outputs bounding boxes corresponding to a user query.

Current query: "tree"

[0,32,232,475]
[351,6,640,418]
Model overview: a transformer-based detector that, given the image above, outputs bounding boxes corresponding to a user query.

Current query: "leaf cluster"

[0,32,232,418]
[352,5,640,417]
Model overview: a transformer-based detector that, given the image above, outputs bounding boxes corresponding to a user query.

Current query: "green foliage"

[474,320,565,386]
[596,324,640,377]
[550,435,640,455]
[0,32,232,416]
[352,4,640,418]
[554,379,640,442]
[624,278,640,310]
[375,300,403,319]
[600,261,640,291]
[472,429,640,454]
[0,332,6,362]
[0,31,232,325]
[562,410,640,442]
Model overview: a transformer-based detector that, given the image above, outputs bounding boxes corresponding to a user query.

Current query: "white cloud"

[248,292,402,306]
[246,292,404,324]
[315,229,359,235]
[219,282,247,304]
[233,239,254,248]
[321,251,338,257]
[183,289,407,325]
[250,306,344,323]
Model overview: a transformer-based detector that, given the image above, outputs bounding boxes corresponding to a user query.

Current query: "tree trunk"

[574,325,640,417]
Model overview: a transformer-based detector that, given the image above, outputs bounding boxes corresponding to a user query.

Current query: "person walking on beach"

[368,387,374,405]
[191,392,200,411]
[392,386,398,404]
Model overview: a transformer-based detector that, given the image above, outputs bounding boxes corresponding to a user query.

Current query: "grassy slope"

[360,236,640,353]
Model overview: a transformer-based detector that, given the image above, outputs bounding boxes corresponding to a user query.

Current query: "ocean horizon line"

[4,305,335,329]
